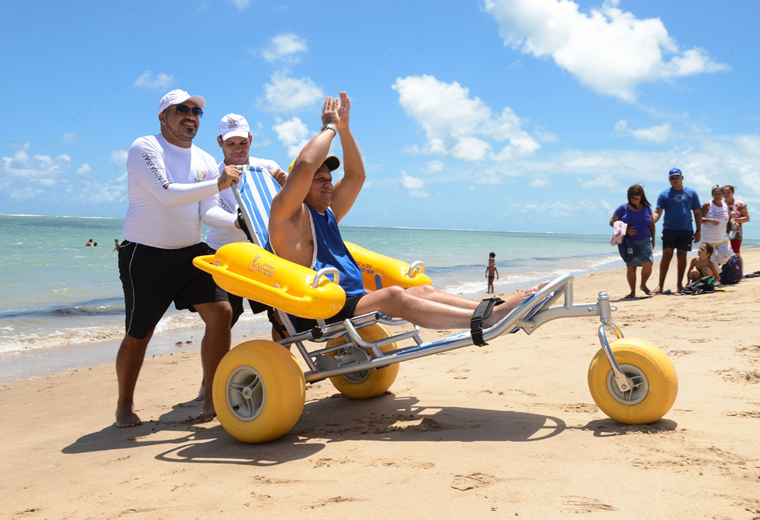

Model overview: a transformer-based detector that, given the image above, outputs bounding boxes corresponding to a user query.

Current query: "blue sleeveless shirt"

[307,205,366,297]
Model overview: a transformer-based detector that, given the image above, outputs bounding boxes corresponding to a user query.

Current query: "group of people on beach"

[114,88,547,428]
[609,168,750,298]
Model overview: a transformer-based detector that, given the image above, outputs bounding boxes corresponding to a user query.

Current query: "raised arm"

[270,97,340,223]
[330,92,365,223]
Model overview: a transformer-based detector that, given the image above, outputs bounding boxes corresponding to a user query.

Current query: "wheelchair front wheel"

[213,340,305,443]
[587,337,678,424]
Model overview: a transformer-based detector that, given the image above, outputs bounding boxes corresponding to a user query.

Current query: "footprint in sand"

[451,472,500,492]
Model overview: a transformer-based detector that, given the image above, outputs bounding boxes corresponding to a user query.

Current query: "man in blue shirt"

[651,168,702,294]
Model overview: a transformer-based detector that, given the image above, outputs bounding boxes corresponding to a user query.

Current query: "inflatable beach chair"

[193,166,678,443]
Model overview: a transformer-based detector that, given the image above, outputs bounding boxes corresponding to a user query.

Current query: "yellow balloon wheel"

[326,323,400,399]
[588,337,678,424]
[213,340,305,443]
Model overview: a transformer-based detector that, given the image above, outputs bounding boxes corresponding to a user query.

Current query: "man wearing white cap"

[204,113,287,327]
[117,89,240,428]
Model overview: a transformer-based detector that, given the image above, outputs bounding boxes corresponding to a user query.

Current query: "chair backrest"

[232,165,281,249]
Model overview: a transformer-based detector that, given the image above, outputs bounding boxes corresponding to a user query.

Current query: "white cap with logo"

[158,89,206,115]
[219,113,250,141]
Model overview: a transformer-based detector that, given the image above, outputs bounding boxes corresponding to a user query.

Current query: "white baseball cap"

[158,89,206,115]
[219,113,250,141]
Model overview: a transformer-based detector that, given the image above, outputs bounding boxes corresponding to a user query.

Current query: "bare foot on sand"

[651,286,662,295]
[623,293,636,299]
[640,285,651,295]
[115,407,143,428]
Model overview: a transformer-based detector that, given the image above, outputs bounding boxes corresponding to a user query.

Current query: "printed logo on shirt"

[195,170,207,182]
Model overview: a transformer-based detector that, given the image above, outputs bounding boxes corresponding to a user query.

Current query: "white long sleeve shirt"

[123,134,235,249]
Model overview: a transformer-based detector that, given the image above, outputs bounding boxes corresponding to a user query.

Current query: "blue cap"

[669,168,682,177]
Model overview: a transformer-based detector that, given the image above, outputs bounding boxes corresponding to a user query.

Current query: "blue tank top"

[308,205,366,297]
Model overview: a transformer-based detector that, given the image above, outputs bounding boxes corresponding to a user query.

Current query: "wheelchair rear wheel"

[326,324,400,399]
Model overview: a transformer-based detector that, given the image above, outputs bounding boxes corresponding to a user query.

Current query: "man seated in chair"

[268,92,547,333]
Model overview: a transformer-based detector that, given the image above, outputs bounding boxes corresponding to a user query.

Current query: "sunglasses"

[630,191,643,196]
[173,104,203,118]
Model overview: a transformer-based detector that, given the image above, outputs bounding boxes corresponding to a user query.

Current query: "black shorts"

[292,294,365,332]
[119,241,229,339]
[228,293,271,328]
[661,229,693,251]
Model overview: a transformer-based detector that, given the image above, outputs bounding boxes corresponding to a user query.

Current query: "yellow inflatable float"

[193,241,432,320]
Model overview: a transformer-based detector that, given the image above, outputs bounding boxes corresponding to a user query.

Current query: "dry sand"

[1,248,759,520]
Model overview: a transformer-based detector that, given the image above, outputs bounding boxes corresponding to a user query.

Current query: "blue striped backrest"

[234,166,281,249]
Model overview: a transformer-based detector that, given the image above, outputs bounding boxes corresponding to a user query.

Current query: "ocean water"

[4,213,728,381]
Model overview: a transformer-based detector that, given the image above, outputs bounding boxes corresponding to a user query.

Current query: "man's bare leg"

[652,247,674,294]
[405,285,479,310]
[354,282,548,331]
[115,330,154,428]
[675,249,688,293]
[195,301,233,418]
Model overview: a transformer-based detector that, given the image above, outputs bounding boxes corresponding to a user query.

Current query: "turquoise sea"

[4,213,744,381]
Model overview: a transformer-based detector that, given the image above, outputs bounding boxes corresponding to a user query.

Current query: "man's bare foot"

[202,395,215,420]
[115,408,143,428]
[640,285,651,295]
[623,293,635,299]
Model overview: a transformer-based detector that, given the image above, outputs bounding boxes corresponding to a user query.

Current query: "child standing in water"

[485,252,499,293]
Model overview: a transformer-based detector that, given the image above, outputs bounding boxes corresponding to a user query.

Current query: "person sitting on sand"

[485,253,499,294]
[687,243,719,283]
[268,92,547,334]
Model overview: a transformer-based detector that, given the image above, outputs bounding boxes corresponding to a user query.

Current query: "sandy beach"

[1,248,759,520]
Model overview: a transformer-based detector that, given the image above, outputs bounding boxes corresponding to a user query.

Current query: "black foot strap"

[471,297,505,346]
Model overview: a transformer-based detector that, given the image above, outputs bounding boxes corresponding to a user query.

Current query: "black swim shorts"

[119,241,229,339]
[661,229,693,251]
[291,294,365,333]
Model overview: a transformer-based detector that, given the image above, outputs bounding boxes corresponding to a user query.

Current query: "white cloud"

[400,170,429,198]
[615,120,672,143]
[422,160,444,173]
[109,149,128,169]
[228,0,252,9]
[530,178,550,188]
[273,117,310,158]
[133,71,174,92]
[261,34,308,63]
[0,144,128,207]
[76,164,93,179]
[1,146,71,195]
[261,71,324,113]
[61,131,81,145]
[392,74,540,163]
[484,0,730,101]
[578,172,621,190]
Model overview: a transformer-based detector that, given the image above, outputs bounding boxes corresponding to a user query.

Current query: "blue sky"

[1,0,758,237]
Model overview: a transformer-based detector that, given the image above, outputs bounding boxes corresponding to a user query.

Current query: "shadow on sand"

[62,393,569,466]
